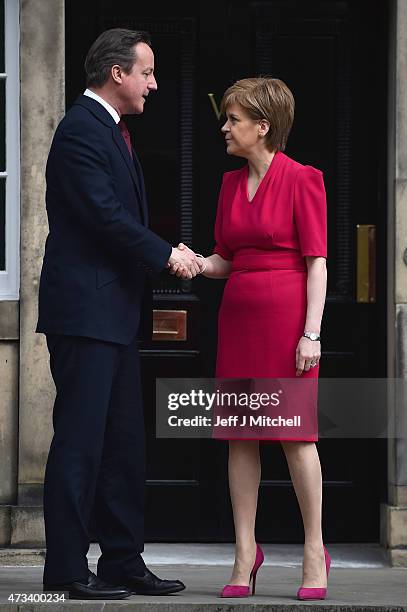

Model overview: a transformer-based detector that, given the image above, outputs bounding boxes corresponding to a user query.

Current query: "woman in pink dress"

[177,77,329,600]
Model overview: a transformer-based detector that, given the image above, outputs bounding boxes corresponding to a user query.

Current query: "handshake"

[167,243,206,280]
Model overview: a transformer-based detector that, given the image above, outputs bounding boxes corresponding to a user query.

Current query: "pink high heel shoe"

[221,543,264,598]
[297,545,331,600]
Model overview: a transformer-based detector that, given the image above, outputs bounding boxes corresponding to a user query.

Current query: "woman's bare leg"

[227,440,261,585]
[281,441,327,588]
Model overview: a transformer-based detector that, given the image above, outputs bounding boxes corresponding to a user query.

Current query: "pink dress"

[213,151,327,441]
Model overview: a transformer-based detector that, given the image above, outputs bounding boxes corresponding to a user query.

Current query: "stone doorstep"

[1,566,407,612]
[0,605,406,612]
[0,554,407,610]
[0,549,45,566]
[0,542,395,569]
[388,548,407,567]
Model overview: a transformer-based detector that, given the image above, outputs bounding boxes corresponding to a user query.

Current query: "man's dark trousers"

[43,333,146,585]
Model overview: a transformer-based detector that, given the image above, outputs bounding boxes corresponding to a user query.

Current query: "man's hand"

[167,245,201,279]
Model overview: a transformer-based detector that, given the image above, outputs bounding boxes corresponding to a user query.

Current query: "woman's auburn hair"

[220,77,295,152]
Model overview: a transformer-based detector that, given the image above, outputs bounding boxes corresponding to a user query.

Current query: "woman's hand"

[295,336,321,376]
[177,243,232,279]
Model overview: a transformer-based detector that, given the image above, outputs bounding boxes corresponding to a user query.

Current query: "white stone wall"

[0,0,64,546]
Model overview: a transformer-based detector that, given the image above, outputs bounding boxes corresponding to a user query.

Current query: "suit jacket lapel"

[74,96,147,226]
[132,150,149,226]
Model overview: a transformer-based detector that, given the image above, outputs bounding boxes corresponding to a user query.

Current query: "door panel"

[66,0,388,542]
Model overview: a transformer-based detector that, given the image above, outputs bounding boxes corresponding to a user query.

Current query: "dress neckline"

[245,151,282,203]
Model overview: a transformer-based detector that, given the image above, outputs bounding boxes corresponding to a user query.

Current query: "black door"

[66,0,388,542]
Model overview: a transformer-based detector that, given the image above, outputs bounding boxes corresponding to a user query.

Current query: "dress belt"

[231,250,307,272]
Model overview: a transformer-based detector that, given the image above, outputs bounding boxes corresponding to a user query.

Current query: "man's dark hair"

[84,28,151,88]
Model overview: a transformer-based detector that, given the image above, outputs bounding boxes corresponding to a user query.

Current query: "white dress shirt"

[84,88,120,124]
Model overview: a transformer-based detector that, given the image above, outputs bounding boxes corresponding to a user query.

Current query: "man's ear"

[111,65,123,84]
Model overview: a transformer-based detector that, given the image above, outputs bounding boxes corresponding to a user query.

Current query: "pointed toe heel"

[297,586,327,600]
[297,545,331,601]
[220,543,264,598]
[221,584,250,598]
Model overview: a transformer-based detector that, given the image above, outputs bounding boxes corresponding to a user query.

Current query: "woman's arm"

[174,244,232,279]
[296,256,327,376]
[304,256,327,333]
[201,254,232,279]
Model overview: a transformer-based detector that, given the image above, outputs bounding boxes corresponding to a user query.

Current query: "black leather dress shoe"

[114,568,186,595]
[43,570,132,600]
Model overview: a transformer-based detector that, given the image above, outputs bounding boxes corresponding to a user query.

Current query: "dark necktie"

[118,119,133,159]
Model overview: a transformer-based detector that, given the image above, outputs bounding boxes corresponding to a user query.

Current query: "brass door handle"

[356,224,376,303]
[152,310,187,341]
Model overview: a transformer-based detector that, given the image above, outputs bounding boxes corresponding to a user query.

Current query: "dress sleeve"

[293,166,327,258]
[213,175,233,261]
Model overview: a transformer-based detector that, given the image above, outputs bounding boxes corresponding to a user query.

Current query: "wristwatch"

[303,331,321,341]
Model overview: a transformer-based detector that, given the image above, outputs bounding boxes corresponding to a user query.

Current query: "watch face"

[305,332,319,340]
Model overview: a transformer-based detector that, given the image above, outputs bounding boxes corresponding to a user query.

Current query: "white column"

[15,0,65,545]
[382,0,407,566]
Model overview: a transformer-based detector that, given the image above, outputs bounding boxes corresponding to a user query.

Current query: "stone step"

[0,563,406,611]
[0,604,406,612]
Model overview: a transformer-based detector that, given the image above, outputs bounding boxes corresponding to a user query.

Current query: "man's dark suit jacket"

[36,95,172,345]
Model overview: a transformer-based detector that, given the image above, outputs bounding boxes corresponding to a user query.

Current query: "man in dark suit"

[37,29,199,600]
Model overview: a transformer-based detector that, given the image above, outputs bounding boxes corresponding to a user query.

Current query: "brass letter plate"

[356,224,376,303]
[152,310,187,341]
